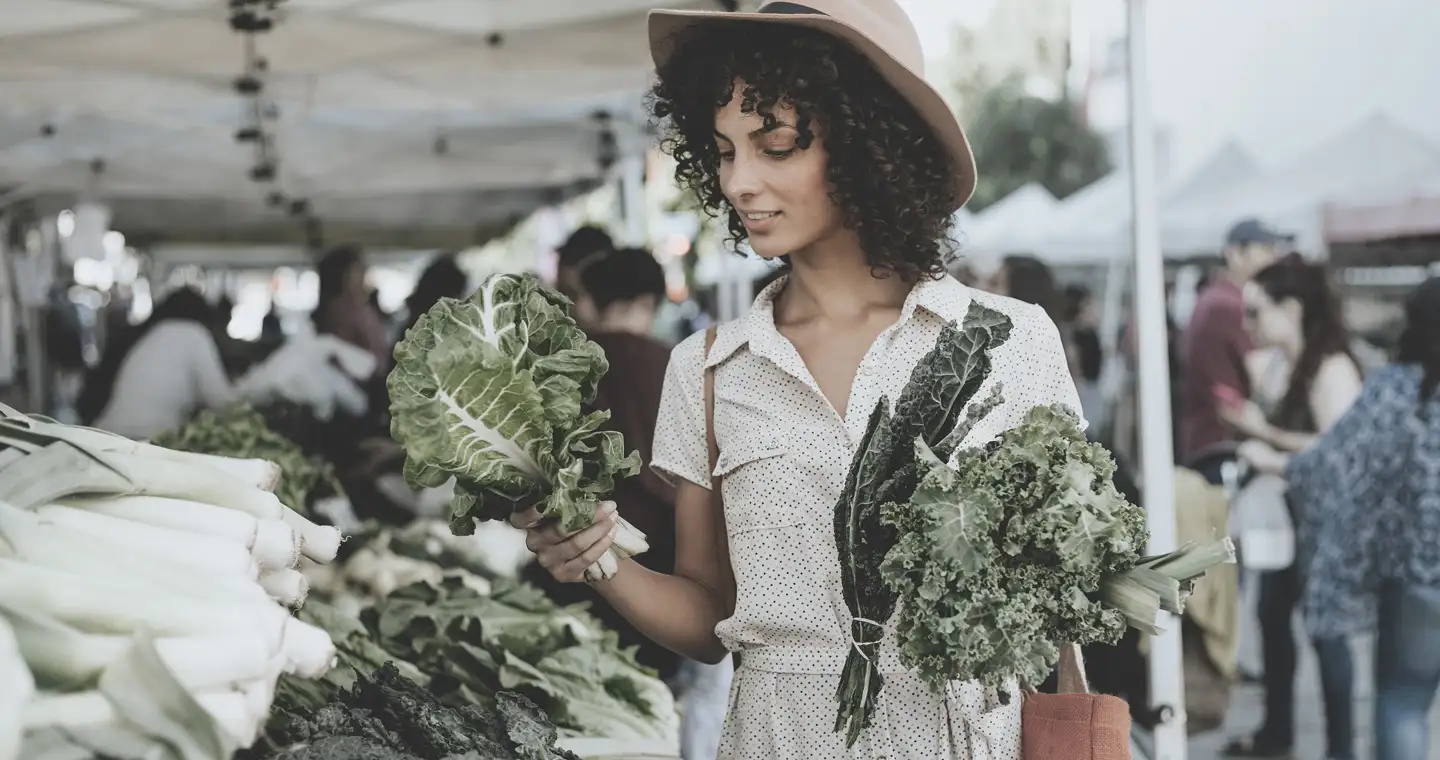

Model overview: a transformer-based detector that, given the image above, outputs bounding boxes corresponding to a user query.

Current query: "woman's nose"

[722,153,762,200]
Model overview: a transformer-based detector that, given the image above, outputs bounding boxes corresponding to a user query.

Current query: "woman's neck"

[777,235,912,325]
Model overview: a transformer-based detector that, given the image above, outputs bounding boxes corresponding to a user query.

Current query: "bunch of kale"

[831,302,1015,746]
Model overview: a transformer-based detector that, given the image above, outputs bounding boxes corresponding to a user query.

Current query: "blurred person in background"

[311,244,391,372]
[82,287,234,439]
[526,247,679,674]
[986,254,1066,326]
[553,225,614,328]
[1286,277,1440,760]
[1220,254,1364,760]
[398,253,468,340]
[1065,284,1104,424]
[1181,218,1291,483]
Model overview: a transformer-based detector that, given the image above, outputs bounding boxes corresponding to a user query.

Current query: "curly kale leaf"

[882,403,1147,691]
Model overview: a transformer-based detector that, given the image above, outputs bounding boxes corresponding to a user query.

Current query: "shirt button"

[858,367,873,376]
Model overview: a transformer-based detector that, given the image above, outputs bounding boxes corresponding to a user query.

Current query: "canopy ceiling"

[0,0,731,248]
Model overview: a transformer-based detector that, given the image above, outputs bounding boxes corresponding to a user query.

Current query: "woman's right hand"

[512,501,619,583]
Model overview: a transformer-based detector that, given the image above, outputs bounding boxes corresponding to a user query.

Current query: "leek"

[280,505,343,563]
[0,616,30,760]
[0,560,289,652]
[33,505,260,581]
[0,505,272,607]
[59,495,301,571]
[258,568,308,608]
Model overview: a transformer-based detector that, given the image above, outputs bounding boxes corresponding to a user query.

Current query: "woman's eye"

[718,151,735,162]
[764,148,795,159]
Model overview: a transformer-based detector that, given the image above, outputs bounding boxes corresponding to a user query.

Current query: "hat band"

[760,2,826,15]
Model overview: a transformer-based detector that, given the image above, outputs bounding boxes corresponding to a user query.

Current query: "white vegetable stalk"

[0,505,272,607]
[22,691,258,748]
[7,606,275,693]
[280,505,343,563]
[279,617,336,679]
[33,505,260,581]
[0,617,31,760]
[0,560,289,653]
[60,495,301,571]
[259,568,309,608]
[0,414,282,493]
[583,518,649,583]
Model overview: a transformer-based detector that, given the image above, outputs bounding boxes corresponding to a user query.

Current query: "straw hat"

[648,0,977,210]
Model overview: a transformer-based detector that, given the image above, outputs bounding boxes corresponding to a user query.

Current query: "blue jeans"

[1375,583,1440,760]
[1255,564,1355,759]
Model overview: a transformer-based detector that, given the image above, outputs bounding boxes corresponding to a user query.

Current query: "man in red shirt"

[1180,218,1293,483]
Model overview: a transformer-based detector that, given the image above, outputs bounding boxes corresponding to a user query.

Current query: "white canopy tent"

[1163,114,1440,256]
[1324,170,1440,244]
[1025,141,1259,266]
[0,0,731,249]
[958,182,1059,266]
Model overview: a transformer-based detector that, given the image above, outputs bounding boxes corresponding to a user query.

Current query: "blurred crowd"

[62,213,1440,760]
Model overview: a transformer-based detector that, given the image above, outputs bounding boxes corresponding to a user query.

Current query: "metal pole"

[1126,2,1187,759]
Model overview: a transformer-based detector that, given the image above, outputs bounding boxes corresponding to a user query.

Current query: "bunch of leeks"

[0,405,346,760]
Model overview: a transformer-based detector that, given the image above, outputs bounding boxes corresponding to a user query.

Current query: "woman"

[1219,254,1364,760]
[399,254,467,339]
[311,244,391,370]
[1287,277,1440,760]
[516,2,1081,757]
[84,287,234,440]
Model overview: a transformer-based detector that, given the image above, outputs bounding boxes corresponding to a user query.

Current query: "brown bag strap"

[703,326,720,491]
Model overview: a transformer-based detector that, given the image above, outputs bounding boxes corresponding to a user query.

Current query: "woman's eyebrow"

[713,123,792,142]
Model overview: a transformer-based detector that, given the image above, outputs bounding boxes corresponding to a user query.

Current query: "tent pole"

[1126,1,1187,759]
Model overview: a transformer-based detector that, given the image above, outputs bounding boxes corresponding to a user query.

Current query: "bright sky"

[895,0,1440,181]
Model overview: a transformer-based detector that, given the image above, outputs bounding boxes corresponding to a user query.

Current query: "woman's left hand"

[1218,397,1272,442]
[1238,439,1287,476]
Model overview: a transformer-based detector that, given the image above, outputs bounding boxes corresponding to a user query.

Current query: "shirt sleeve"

[185,324,238,409]
[1193,299,1252,398]
[649,330,712,490]
[1027,302,1088,431]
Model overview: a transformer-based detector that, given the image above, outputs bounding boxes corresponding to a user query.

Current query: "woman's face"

[714,81,843,260]
[1243,281,1302,349]
[343,257,367,297]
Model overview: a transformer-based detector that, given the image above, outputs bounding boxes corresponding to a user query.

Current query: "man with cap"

[1180,217,1295,482]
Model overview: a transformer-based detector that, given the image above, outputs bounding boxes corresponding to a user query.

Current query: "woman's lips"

[741,211,781,233]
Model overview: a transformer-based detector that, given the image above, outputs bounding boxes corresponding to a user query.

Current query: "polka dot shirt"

[651,274,1085,760]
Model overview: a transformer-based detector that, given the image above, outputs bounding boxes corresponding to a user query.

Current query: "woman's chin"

[747,240,791,261]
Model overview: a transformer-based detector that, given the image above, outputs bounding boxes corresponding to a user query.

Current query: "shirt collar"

[703,273,973,369]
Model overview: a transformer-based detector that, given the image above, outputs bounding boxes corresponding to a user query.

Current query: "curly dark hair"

[647,22,960,283]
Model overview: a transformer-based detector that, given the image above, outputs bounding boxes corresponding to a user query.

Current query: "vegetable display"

[388,272,645,582]
[0,405,347,760]
[828,306,1234,746]
[151,404,341,516]
[266,664,581,760]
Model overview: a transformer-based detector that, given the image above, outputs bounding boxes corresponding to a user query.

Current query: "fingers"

[510,506,543,529]
[530,503,620,583]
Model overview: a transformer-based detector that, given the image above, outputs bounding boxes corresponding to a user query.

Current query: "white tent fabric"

[1020,141,1258,266]
[0,0,729,246]
[1324,170,1440,243]
[959,182,1058,256]
[1163,114,1440,255]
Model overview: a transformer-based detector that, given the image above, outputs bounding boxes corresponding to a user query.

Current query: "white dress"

[651,275,1086,760]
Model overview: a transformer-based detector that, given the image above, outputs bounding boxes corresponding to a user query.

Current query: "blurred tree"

[958,72,1112,213]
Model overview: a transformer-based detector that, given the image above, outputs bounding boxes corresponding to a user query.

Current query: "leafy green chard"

[831,302,1014,746]
[881,403,1234,692]
[387,273,645,581]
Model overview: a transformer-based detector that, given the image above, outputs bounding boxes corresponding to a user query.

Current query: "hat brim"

[648,9,976,211]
